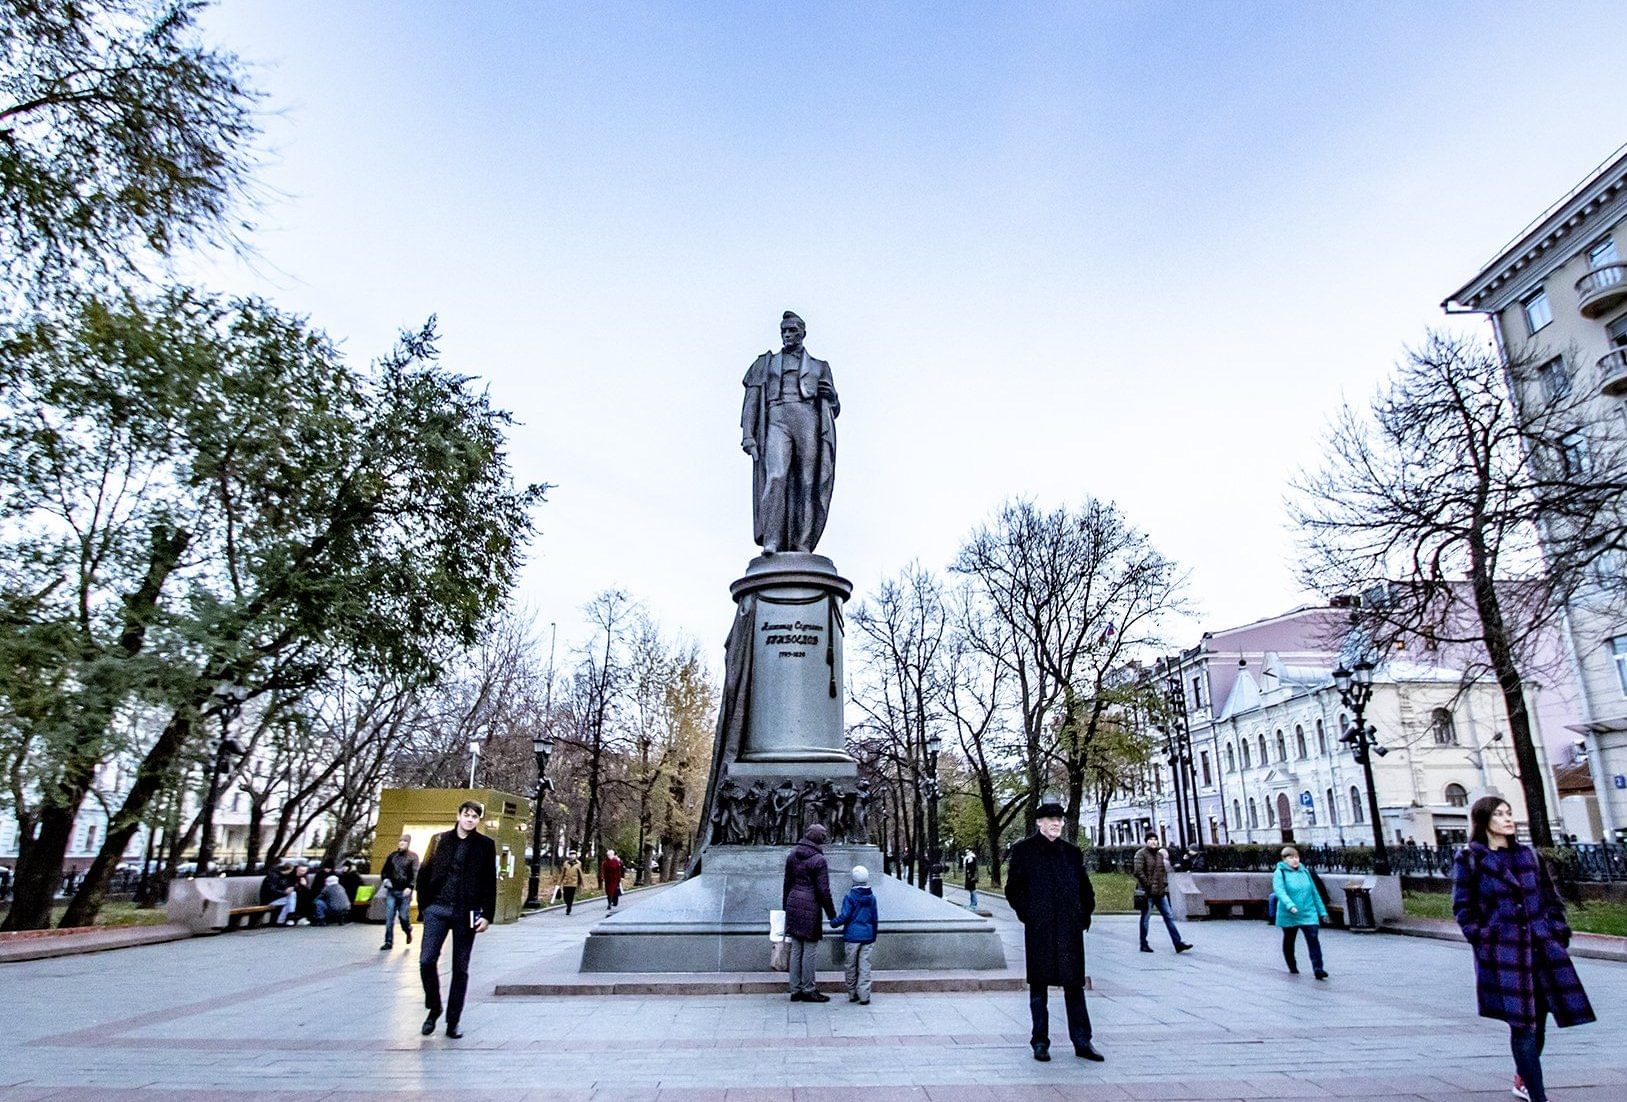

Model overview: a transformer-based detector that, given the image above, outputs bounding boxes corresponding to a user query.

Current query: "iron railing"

[1086,842,1627,884]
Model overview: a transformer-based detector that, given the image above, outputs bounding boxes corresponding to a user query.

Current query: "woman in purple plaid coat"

[1453,796,1594,1102]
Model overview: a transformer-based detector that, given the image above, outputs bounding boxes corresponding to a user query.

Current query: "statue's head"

[780,311,805,351]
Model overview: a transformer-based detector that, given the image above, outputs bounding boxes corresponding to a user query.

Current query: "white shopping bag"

[768,908,787,942]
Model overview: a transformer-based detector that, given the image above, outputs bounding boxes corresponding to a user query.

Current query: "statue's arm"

[820,362,839,418]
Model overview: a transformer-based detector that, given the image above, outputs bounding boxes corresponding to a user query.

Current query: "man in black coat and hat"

[1005,799,1102,1063]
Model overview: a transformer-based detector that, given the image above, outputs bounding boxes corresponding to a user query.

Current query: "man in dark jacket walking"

[1132,833,1192,954]
[1006,800,1102,1063]
[379,835,420,950]
[782,823,838,1002]
[415,801,497,1039]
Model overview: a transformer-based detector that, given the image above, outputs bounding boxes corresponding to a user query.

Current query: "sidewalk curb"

[1380,918,1627,963]
[0,922,190,963]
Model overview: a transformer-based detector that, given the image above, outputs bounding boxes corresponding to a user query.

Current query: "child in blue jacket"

[832,864,879,1004]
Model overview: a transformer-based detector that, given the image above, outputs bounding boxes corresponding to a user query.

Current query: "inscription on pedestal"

[743,588,845,761]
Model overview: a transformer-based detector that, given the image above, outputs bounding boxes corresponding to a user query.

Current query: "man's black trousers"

[1029,983,1092,1047]
[419,902,476,1024]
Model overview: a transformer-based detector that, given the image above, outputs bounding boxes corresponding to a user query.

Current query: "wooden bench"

[1203,897,1269,920]
[227,903,276,929]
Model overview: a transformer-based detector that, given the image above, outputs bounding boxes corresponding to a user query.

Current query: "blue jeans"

[313,898,343,925]
[1510,990,1549,1101]
[1139,892,1184,947]
[967,888,979,910]
[381,888,411,946]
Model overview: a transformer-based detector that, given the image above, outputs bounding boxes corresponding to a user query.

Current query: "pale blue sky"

[195,2,1627,661]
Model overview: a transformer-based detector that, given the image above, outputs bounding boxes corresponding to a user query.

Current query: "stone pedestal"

[732,553,854,768]
[580,845,1006,973]
[577,553,1006,977]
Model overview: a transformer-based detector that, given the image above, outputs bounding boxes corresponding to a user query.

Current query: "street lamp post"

[195,684,247,876]
[467,738,482,790]
[924,731,944,897]
[525,734,556,908]
[1332,660,1391,876]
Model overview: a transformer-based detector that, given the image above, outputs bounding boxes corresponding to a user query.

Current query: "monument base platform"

[579,845,1007,973]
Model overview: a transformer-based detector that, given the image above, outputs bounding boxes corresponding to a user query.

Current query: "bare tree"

[953,498,1186,840]
[941,585,1024,886]
[1291,332,1627,847]
[850,564,948,887]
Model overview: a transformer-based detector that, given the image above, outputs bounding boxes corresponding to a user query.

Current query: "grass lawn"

[1404,890,1627,937]
[0,901,171,930]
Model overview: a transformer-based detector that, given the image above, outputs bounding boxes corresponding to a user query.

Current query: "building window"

[1232,799,1242,828]
[1326,787,1336,824]
[1226,743,1237,772]
[1241,740,1251,768]
[1247,798,1259,829]
[1200,751,1212,787]
[1315,719,1327,755]
[1560,431,1591,477]
[1521,287,1552,334]
[1613,637,1627,695]
[1536,356,1572,401]
[1275,730,1287,761]
[85,824,97,850]
[1258,735,1268,764]
[1445,783,1469,808]
[1431,707,1458,746]
[1589,235,1619,270]
[1350,786,1364,824]
[1295,724,1308,759]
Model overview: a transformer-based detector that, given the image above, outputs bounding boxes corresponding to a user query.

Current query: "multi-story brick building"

[1443,142,1627,839]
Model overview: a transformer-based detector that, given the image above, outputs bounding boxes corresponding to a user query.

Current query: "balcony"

[1576,262,1627,319]
[1599,347,1627,397]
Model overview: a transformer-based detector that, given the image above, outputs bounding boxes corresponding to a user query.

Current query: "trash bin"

[1344,883,1376,932]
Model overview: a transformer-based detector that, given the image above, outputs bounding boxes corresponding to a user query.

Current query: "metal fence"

[1087,842,1627,885]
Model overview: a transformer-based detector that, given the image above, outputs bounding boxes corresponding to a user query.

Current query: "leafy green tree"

[0,292,543,928]
[0,0,260,309]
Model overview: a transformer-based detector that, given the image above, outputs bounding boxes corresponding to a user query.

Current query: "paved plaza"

[4,886,1625,1101]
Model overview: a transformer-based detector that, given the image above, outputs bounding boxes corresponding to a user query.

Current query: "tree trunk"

[243,797,266,873]
[1,807,76,929]
[1469,543,1554,847]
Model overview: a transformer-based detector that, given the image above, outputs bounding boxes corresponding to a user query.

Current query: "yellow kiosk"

[370,787,532,925]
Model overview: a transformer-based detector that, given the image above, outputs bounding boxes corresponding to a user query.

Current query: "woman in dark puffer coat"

[783,824,837,1001]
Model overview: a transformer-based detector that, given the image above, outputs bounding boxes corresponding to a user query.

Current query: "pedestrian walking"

[1272,845,1328,978]
[600,850,624,910]
[1453,796,1594,1102]
[416,800,497,1039]
[831,863,879,1004]
[1133,833,1193,954]
[556,850,584,914]
[1005,800,1103,1063]
[963,850,980,911]
[782,823,837,1002]
[378,835,419,950]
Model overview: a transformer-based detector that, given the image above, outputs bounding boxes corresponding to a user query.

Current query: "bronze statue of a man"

[741,311,839,554]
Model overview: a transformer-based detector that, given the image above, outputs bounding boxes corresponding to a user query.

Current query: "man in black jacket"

[1005,800,1102,1063]
[378,835,420,950]
[416,800,497,1038]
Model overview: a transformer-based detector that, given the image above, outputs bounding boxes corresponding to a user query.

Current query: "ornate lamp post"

[924,731,944,897]
[1332,659,1391,875]
[467,737,482,790]
[525,734,556,908]
[195,683,247,876]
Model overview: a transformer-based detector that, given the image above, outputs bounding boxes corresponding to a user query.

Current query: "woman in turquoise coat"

[1273,845,1330,978]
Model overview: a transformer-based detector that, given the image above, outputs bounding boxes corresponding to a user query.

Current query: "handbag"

[1132,888,1148,912]
[1266,892,1278,922]
[770,939,790,971]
